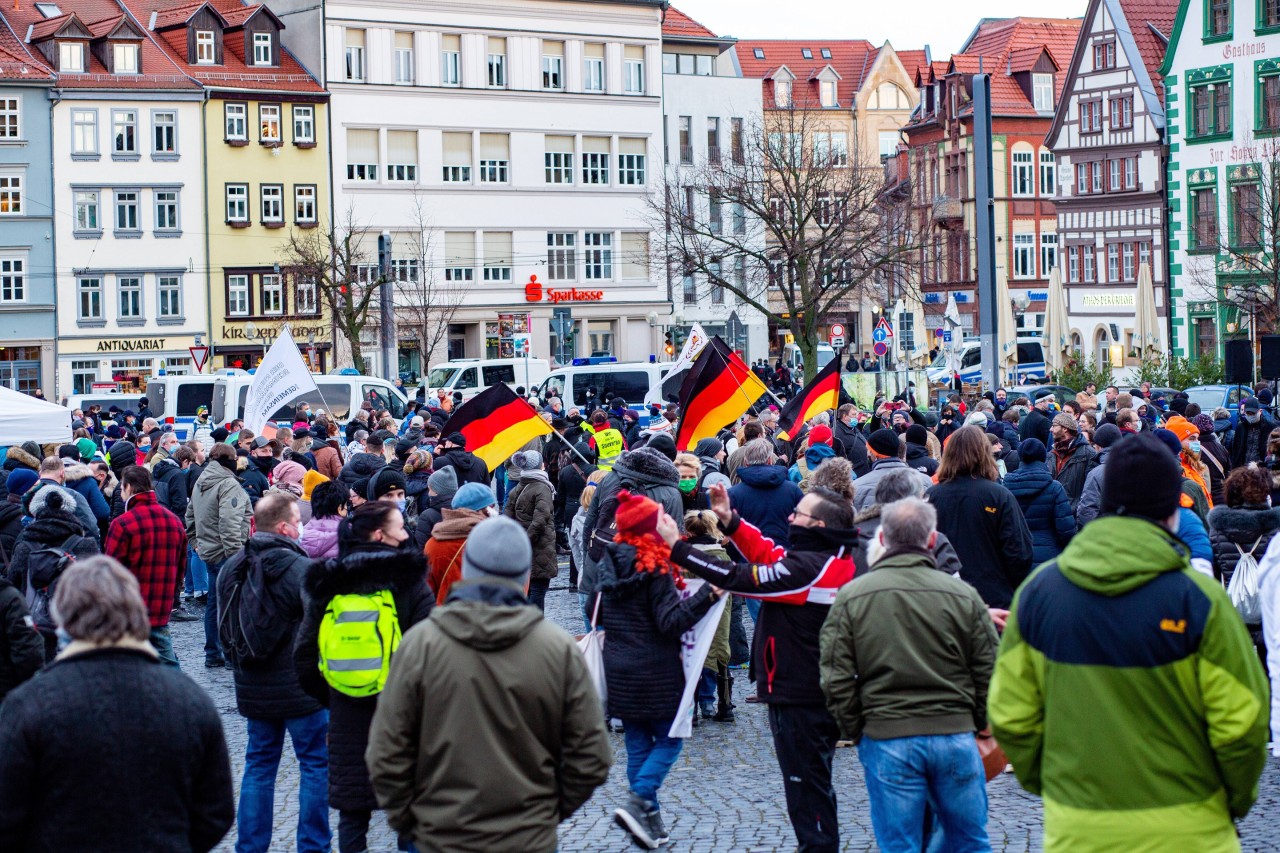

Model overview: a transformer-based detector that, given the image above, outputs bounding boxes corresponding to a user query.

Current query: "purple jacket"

[300,515,340,560]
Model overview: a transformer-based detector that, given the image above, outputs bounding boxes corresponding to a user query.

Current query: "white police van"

[927,338,1048,385]
[424,357,551,403]
[538,358,670,410]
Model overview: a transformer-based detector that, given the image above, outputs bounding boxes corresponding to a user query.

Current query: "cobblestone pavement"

[174,580,1280,852]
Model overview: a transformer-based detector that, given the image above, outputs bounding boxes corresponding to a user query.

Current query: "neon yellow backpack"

[316,590,402,697]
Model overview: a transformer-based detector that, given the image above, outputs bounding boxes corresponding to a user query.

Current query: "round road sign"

[935,327,945,338]
[873,327,888,343]
[873,341,888,356]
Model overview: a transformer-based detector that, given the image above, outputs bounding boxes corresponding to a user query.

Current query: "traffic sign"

[875,317,894,337]
[943,330,953,343]
[873,341,888,356]
[873,327,888,343]
[189,345,210,372]
[934,327,945,338]
[830,336,845,348]
[827,323,845,345]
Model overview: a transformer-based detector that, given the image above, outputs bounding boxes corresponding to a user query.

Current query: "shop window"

[71,360,98,395]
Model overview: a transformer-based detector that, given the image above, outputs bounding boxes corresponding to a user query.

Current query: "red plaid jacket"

[106,490,188,627]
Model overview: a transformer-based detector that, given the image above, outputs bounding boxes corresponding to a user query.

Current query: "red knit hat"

[613,489,683,589]
[809,424,834,446]
[614,490,661,540]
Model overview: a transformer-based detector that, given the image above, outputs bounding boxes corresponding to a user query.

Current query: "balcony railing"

[932,195,963,223]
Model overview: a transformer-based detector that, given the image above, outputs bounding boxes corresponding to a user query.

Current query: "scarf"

[789,524,858,555]
[1180,453,1214,509]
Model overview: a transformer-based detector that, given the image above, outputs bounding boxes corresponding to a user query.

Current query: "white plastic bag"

[1228,537,1263,624]
[576,593,607,715]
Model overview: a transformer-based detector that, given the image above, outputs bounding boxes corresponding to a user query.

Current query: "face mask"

[395,498,407,514]
[678,477,698,494]
[1188,440,1202,455]
[1247,412,1261,423]
[484,505,499,518]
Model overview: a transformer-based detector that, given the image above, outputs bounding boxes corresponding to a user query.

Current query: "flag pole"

[551,428,595,469]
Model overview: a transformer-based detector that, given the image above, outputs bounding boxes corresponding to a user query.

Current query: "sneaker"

[193,592,208,606]
[614,793,659,850]
[204,655,225,668]
[170,606,199,622]
[698,701,716,719]
[648,808,670,846]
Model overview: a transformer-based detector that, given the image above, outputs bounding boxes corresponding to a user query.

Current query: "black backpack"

[24,534,84,632]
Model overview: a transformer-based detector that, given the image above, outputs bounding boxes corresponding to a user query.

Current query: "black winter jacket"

[239,456,276,506]
[835,419,871,477]
[219,532,322,721]
[1002,463,1075,565]
[338,452,387,490]
[0,577,42,702]
[151,457,191,519]
[1049,436,1098,507]
[8,512,101,661]
[295,542,435,810]
[1231,414,1278,468]
[0,647,234,852]
[904,444,939,476]
[1207,503,1280,590]
[927,477,1033,608]
[432,448,489,486]
[597,541,714,720]
[412,493,453,553]
[585,449,684,563]
[1018,407,1051,446]
[0,498,24,565]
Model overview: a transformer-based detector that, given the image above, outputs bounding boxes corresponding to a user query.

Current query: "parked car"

[1004,384,1079,404]
[1184,384,1245,426]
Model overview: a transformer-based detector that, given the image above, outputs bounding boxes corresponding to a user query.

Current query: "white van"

[926,338,1048,385]
[146,375,224,440]
[63,392,144,416]
[782,342,836,375]
[211,374,409,425]
[539,358,669,409]
[424,358,550,402]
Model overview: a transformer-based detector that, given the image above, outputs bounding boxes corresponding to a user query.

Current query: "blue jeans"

[149,625,179,668]
[856,733,990,853]
[696,668,716,707]
[185,547,209,595]
[236,710,331,853]
[622,718,683,808]
[203,557,223,659]
[746,597,761,623]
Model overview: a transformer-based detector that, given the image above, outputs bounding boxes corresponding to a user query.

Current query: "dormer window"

[113,43,139,74]
[252,32,272,66]
[59,42,84,72]
[1032,73,1054,112]
[196,30,215,64]
[820,79,837,107]
[775,79,792,107]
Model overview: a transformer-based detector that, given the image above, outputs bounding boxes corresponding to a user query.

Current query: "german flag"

[675,337,769,451]
[440,383,552,471]
[776,357,840,441]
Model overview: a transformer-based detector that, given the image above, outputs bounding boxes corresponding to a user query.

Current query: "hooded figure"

[0,442,42,502]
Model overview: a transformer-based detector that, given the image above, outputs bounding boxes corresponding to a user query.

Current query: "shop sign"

[98,339,164,353]
[221,324,327,341]
[1081,293,1136,307]
[524,274,603,303]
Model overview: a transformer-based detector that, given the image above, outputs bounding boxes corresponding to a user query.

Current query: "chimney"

[148,11,156,29]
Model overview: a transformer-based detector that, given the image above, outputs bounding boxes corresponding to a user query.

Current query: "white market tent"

[0,386,72,446]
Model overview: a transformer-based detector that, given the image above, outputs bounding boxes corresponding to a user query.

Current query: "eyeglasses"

[790,509,819,523]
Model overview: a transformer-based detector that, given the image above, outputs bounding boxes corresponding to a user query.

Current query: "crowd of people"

[0,376,1274,853]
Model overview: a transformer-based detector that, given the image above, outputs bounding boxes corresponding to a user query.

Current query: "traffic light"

[664,331,674,357]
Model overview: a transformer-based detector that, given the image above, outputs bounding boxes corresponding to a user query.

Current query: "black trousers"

[527,576,551,611]
[728,595,750,665]
[767,703,840,853]
[337,809,413,853]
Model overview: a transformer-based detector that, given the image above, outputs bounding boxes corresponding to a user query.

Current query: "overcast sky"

[672,0,1083,60]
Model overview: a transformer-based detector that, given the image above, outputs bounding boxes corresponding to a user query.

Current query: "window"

[483,232,513,282]
[1208,0,1231,37]
[542,41,564,90]
[1139,242,1151,271]
[801,48,813,59]
[1082,246,1095,282]
[228,274,249,315]
[296,275,318,314]
[478,133,508,183]
[261,274,283,315]
[294,184,316,223]
[1067,245,1079,282]
[1218,82,1234,134]
[444,232,474,282]
[775,79,792,107]
[154,190,178,231]
[820,79,837,107]
[1079,99,1102,133]
[253,32,272,66]
[814,130,849,166]
[584,232,612,279]
[618,138,646,185]
[678,116,692,163]
[196,30,215,64]
[1261,74,1280,130]
[71,360,98,394]
[442,131,471,182]
[0,97,17,141]
[682,270,696,303]
[1012,233,1035,278]
[1122,242,1136,281]
[225,103,246,140]
[1192,183,1219,249]
[0,173,19,215]
[74,191,99,231]
[158,275,181,318]
[394,32,413,83]
[387,130,418,182]
[1107,243,1120,282]
[1032,73,1053,112]
[624,46,644,94]
[1110,96,1133,128]
[260,185,283,224]
[151,110,176,155]
[292,106,314,144]
[441,34,460,86]
[118,276,142,319]
[1265,0,1280,28]
[547,232,576,279]
[731,118,744,163]
[1191,79,1231,137]
[1233,181,1262,246]
[582,137,610,184]
[345,29,365,81]
[112,110,137,155]
[0,257,23,302]
[1092,41,1115,69]
[60,42,84,72]
[821,47,832,59]
[78,277,102,320]
[257,104,280,144]
[114,191,139,232]
[663,52,677,74]
[71,108,97,154]
[622,232,648,279]
[588,43,609,91]
[226,183,248,222]
[709,262,723,303]
[878,130,898,159]
[545,135,573,184]
[488,37,506,87]
[753,48,765,59]
[732,201,746,234]
[1040,233,1057,277]
[1012,149,1034,196]
[113,43,138,74]
[347,128,378,181]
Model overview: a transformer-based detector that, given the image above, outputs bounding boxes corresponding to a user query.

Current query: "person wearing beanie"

[420,481,492,604]
[1166,417,1215,518]
[0,439,42,503]
[503,449,557,611]
[903,423,938,476]
[1048,411,1098,511]
[853,428,933,513]
[1001,438,1076,566]
[366,513,611,853]
[1076,422,1123,527]
[432,432,489,487]
[692,437,726,479]
[368,467,409,513]
[1192,412,1229,504]
[990,433,1269,853]
[597,490,720,849]
[789,424,837,493]
[644,432,678,461]
[1232,397,1276,468]
[412,466,460,551]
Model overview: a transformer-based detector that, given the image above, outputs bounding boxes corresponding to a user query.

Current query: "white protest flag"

[645,322,710,406]
[668,578,728,738]
[242,326,320,435]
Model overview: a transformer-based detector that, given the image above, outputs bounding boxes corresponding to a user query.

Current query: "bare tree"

[283,205,380,374]
[647,103,927,381]
[393,194,462,378]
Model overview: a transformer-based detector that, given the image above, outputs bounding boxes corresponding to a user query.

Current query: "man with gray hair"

[820,497,998,852]
[367,515,611,853]
[854,469,962,575]
[0,555,234,851]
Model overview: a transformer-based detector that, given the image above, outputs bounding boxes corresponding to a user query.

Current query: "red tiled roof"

[28,12,79,41]
[218,5,259,27]
[946,17,1082,117]
[1008,45,1052,72]
[86,15,141,39]
[152,1,218,30]
[0,13,54,80]
[4,0,198,89]
[1117,0,1178,99]
[896,49,929,80]
[663,6,718,40]
[736,39,875,108]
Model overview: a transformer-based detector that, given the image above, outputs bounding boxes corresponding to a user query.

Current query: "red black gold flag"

[675,337,769,452]
[439,383,552,471]
[776,357,841,441]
